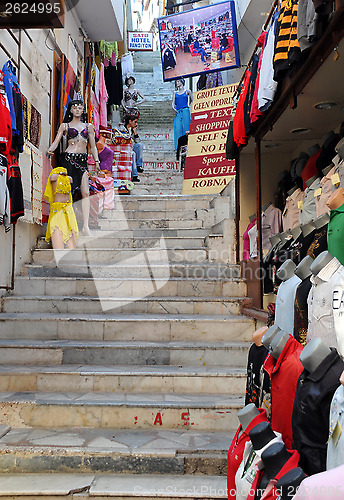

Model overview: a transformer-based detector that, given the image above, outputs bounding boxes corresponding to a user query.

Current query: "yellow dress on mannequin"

[44,167,79,243]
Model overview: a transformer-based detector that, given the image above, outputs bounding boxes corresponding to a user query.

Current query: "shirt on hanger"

[282,188,304,230]
[275,274,302,334]
[307,257,344,349]
[257,13,278,112]
[328,202,344,266]
[261,204,282,250]
[263,335,304,449]
[299,177,321,225]
[292,348,344,475]
[327,385,344,470]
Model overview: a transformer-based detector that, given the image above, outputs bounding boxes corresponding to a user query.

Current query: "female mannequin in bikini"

[47,95,100,235]
[121,76,146,118]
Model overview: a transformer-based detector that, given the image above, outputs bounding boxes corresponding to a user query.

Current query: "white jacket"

[0,165,11,232]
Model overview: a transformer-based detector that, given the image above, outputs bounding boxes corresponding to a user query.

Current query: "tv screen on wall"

[158,0,240,82]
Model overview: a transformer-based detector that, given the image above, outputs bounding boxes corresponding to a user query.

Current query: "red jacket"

[0,94,12,157]
[233,69,251,147]
[227,408,269,499]
[247,448,300,500]
[264,336,303,449]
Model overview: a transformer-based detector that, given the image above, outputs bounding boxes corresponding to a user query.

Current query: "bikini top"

[124,89,139,103]
[67,125,89,142]
[55,173,72,195]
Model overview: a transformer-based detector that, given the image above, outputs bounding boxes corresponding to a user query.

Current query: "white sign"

[128,32,153,51]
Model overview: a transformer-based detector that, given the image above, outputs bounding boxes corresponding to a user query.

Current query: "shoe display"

[132,176,140,182]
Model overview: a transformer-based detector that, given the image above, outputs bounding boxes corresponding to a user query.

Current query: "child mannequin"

[44,167,78,249]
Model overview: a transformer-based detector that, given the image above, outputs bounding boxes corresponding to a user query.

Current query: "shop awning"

[73,0,123,42]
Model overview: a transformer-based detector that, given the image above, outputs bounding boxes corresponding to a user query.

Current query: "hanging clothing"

[297,0,319,51]
[0,155,10,232]
[58,152,88,199]
[299,177,321,225]
[246,449,300,500]
[327,386,344,470]
[282,188,304,230]
[97,175,114,210]
[243,54,259,138]
[205,72,223,88]
[292,348,344,475]
[6,152,24,224]
[250,31,267,124]
[99,63,108,128]
[294,276,312,345]
[316,166,336,217]
[261,204,282,251]
[0,91,12,157]
[257,13,279,112]
[233,70,251,147]
[121,53,134,76]
[29,105,41,149]
[243,219,256,261]
[263,335,304,449]
[275,274,302,334]
[307,256,343,349]
[327,203,344,266]
[104,62,123,107]
[273,0,301,81]
[227,409,269,499]
[245,343,271,415]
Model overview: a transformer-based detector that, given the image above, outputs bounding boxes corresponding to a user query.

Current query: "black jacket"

[292,348,344,475]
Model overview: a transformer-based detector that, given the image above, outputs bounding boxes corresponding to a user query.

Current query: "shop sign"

[182,83,237,195]
[128,32,154,51]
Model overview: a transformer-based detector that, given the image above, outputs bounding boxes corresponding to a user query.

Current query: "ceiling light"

[264,143,281,149]
[314,102,337,110]
[290,128,312,135]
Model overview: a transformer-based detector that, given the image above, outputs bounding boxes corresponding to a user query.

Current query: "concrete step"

[109,209,196,220]
[0,365,246,395]
[109,196,213,210]
[1,295,244,315]
[37,236,206,250]
[97,218,206,229]
[13,276,247,298]
[0,473,228,498]
[22,262,241,279]
[0,313,255,342]
[31,247,208,265]
[0,340,250,367]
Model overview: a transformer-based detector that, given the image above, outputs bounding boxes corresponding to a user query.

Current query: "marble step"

[13,276,247,298]
[97,217,205,230]
[0,313,255,342]
[108,196,213,210]
[37,236,206,251]
[0,473,227,498]
[0,340,250,367]
[106,209,197,220]
[23,262,241,278]
[0,426,233,476]
[1,295,244,315]
[0,365,246,395]
[31,247,208,265]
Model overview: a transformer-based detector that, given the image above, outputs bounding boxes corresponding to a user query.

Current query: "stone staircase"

[0,52,254,498]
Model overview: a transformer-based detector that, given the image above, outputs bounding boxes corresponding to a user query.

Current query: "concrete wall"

[0,10,85,293]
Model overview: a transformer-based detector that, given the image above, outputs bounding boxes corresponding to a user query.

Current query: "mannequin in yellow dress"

[44,167,79,249]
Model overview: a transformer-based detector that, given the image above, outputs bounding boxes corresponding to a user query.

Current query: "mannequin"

[250,422,280,451]
[293,338,344,475]
[335,137,344,159]
[305,175,318,187]
[47,96,100,235]
[275,468,307,500]
[121,75,146,118]
[249,213,256,223]
[300,177,321,225]
[279,230,292,245]
[97,128,114,172]
[294,255,313,281]
[290,225,302,240]
[327,187,344,209]
[172,78,192,151]
[246,326,271,411]
[262,325,281,349]
[308,143,320,156]
[287,185,298,196]
[243,214,257,261]
[310,250,334,276]
[301,220,315,236]
[262,201,272,212]
[295,152,309,177]
[276,259,296,281]
[327,370,344,469]
[269,234,280,247]
[238,403,259,430]
[259,443,292,491]
[253,326,268,346]
[269,330,290,359]
[313,212,330,229]
[322,164,333,176]
[322,130,336,147]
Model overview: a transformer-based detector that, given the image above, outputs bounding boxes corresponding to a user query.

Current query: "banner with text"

[182,83,237,195]
[128,32,154,51]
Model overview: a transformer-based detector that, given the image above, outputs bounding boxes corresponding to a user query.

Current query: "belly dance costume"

[59,125,89,196]
[44,167,79,243]
[123,89,139,118]
[174,91,191,151]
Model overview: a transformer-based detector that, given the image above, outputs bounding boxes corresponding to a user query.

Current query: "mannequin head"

[335,137,344,160]
[262,325,281,349]
[249,421,277,451]
[299,337,331,373]
[322,130,336,147]
[249,213,256,223]
[261,442,291,480]
[237,403,259,431]
[310,250,334,276]
[175,78,185,91]
[322,164,333,176]
[253,326,268,346]
[279,230,292,245]
[287,185,298,197]
[125,76,135,87]
[294,255,313,280]
[308,144,320,156]
[314,213,330,229]
[305,175,318,188]
[275,468,307,500]
[290,225,302,240]
[276,259,296,282]
[327,188,344,210]
[269,330,290,359]
[269,234,281,248]
[63,98,87,123]
[262,201,272,212]
[295,152,309,176]
[301,221,315,237]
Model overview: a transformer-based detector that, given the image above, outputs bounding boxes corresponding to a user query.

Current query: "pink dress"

[99,63,109,128]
